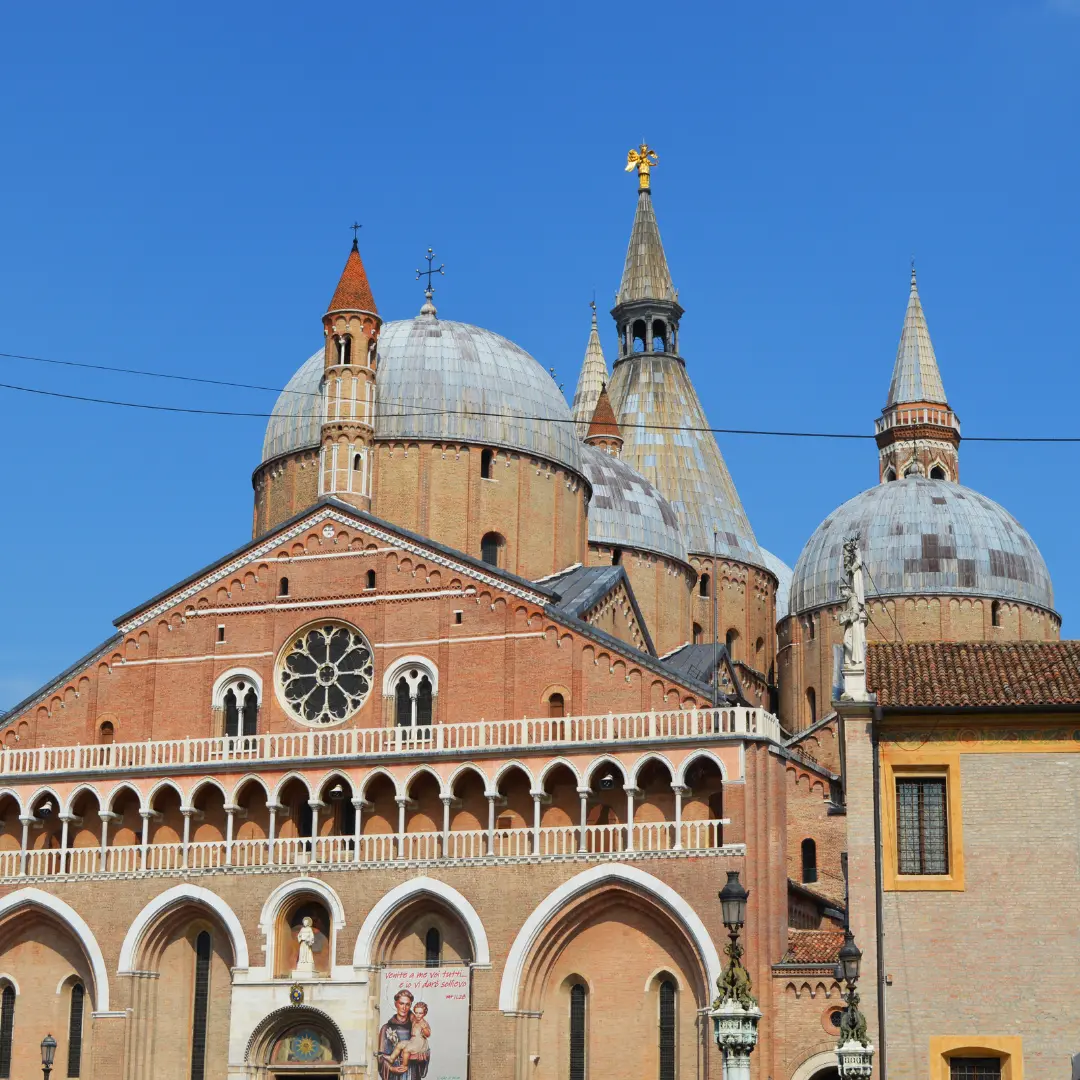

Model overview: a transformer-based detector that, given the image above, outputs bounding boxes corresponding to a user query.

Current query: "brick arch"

[244,1005,348,1064]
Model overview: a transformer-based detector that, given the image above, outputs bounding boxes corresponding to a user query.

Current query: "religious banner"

[377,966,470,1080]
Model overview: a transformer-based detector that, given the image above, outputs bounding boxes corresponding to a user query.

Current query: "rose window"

[278,622,373,725]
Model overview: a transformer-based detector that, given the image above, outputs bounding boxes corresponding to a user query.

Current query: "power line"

[2,354,1080,442]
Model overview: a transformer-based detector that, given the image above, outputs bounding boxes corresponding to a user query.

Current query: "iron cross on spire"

[416,247,445,297]
[350,222,362,250]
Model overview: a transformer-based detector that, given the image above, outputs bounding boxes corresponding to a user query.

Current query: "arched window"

[481,532,502,567]
[339,334,352,365]
[366,569,376,590]
[930,464,947,480]
[699,573,710,598]
[219,675,260,738]
[991,600,1002,628]
[425,927,441,968]
[395,678,412,728]
[190,931,211,1080]
[278,576,289,596]
[548,692,565,718]
[652,320,667,354]
[692,623,703,645]
[884,467,897,482]
[610,547,622,566]
[416,676,433,726]
[0,984,14,1078]
[353,453,362,472]
[807,615,816,641]
[725,629,739,661]
[806,687,817,726]
[658,979,676,1080]
[755,636,764,659]
[98,721,115,745]
[481,448,495,480]
[801,837,818,883]
[632,319,647,353]
[569,983,587,1080]
[67,982,85,1078]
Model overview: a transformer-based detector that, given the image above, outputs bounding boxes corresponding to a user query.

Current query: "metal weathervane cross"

[350,222,362,241]
[416,248,445,295]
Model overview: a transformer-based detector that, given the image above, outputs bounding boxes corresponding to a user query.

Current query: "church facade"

[0,148,1058,1080]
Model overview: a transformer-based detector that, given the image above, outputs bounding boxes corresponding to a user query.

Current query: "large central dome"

[262,313,581,474]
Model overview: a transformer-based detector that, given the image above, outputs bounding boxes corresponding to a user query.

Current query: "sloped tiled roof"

[586,385,621,442]
[328,240,378,314]
[885,266,946,407]
[570,305,609,436]
[616,190,677,304]
[867,641,1080,708]
[782,930,845,965]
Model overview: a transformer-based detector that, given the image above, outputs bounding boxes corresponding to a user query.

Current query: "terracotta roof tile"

[328,241,377,314]
[867,641,1080,708]
[586,385,622,442]
[782,930,845,965]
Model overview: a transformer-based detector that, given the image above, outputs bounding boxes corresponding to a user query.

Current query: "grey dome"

[760,548,794,621]
[262,316,581,474]
[790,478,1055,617]
[581,444,688,564]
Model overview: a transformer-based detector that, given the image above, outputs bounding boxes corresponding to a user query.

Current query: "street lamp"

[833,929,874,1079]
[710,871,760,1080]
[40,1034,57,1080]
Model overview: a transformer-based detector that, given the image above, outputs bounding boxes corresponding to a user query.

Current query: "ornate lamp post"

[710,871,761,1080]
[40,1034,57,1080]
[834,930,874,1078]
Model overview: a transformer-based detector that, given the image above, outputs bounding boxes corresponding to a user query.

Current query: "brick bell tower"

[875,264,961,483]
[319,231,381,510]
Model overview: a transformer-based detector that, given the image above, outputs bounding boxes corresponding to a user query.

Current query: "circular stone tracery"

[277,622,373,725]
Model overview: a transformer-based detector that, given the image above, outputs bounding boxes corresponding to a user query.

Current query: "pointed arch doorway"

[247,1006,346,1079]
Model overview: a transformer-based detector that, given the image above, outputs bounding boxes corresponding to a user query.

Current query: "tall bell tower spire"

[319,229,381,510]
[875,264,960,483]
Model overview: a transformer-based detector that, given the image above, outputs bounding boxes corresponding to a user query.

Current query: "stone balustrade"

[0,707,780,779]
[0,819,737,881]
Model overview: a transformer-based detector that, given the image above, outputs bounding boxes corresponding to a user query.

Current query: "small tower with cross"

[319,225,382,511]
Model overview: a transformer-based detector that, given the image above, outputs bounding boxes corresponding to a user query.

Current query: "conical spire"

[327,237,378,314]
[570,302,609,435]
[584,383,623,453]
[616,189,677,305]
[886,264,945,406]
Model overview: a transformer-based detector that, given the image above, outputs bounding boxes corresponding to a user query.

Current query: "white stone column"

[224,806,236,866]
[58,814,75,874]
[395,796,409,860]
[577,788,589,853]
[98,810,118,873]
[486,793,497,855]
[308,800,323,862]
[671,784,687,850]
[18,816,32,876]
[440,795,454,858]
[530,791,543,855]
[181,808,195,869]
[266,802,281,865]
[711,1002,761,1080]
[352,798,366,864]
[623,785,640,852]
[139,809,155,871]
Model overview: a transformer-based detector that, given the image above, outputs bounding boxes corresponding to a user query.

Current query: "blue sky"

[1,1,1078,709]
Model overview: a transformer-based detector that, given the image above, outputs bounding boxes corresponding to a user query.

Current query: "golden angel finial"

[625,143,659,190]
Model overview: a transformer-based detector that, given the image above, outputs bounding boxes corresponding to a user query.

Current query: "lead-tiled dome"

[581,444,687,564]
[262,315,582,475]
[790,478,1055,616]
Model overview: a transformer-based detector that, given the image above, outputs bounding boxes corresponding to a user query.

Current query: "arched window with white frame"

[213,670,263,739]
[383,657,439,728]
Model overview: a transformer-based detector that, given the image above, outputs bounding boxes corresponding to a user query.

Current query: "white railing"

[2,820,732,880]
[0,708,779,779]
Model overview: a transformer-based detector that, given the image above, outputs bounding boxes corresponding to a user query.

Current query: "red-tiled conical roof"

[327,240,378,314]
[586,384,622,443]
